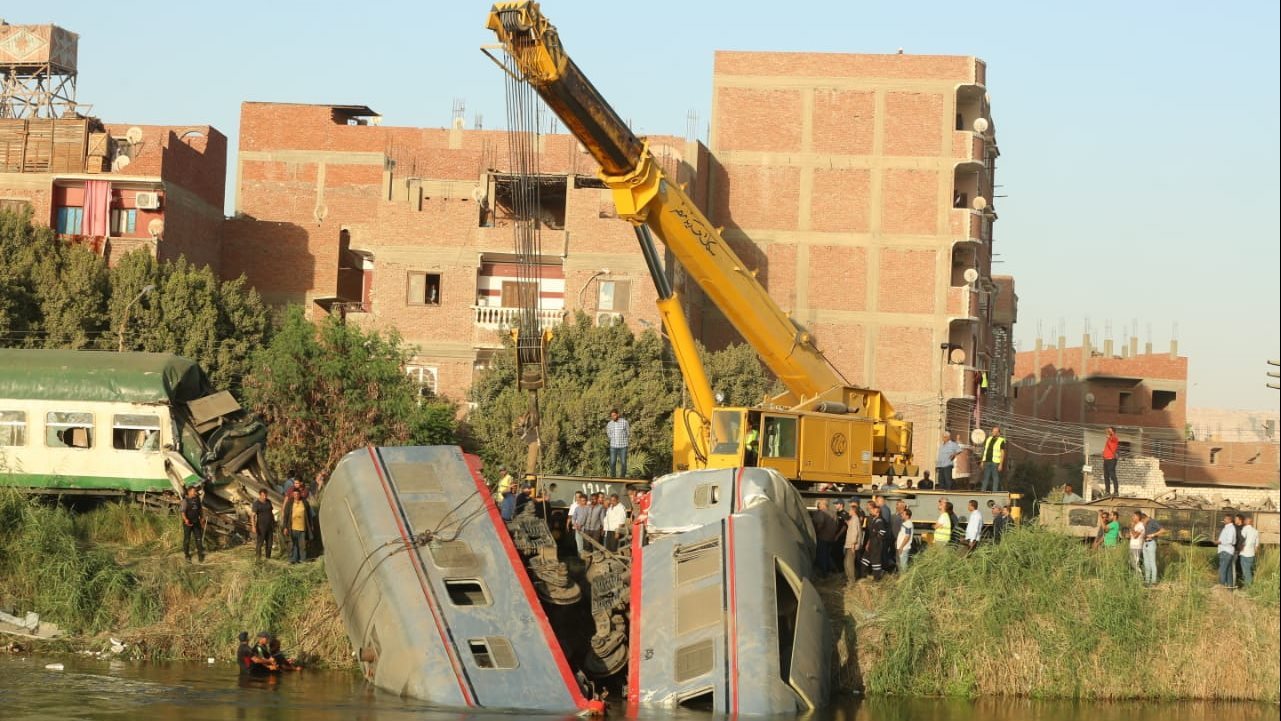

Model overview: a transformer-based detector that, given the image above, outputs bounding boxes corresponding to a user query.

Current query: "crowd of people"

[810,493,1015,581]
[178,473,323,565]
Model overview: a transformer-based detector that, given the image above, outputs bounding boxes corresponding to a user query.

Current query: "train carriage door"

[758,414,799,480]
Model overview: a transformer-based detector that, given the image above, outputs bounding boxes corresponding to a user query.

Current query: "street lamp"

[118,284,155,352]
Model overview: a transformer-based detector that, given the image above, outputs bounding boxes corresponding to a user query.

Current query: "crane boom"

[487,2,914,479]
[487,2,843,405]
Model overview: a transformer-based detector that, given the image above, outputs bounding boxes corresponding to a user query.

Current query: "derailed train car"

[320,447,831,715]
[0,350,274,512]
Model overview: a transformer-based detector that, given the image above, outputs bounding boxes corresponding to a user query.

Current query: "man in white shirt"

[1216,513,1238,588]
[566,492,585,555]
[1239,515,1260,587]
[1128,511,1145,576]
[603,493,629,552]
[963,500,983,554]
[896,509,914,571]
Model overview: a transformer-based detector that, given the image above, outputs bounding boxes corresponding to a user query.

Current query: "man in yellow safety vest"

[980,426,1007,492]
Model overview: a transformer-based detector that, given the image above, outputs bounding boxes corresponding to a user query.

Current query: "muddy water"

[0,655,1273,721]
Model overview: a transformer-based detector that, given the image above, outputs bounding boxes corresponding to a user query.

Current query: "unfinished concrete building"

[223,102,710,400]
[707,51,1014,460]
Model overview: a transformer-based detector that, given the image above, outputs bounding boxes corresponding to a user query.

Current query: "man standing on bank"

[180,485,206,563]
[606,409,630,478]
[1102,427,1120,497]
[980,426,1007,493]
[251,489,275,560]
[281,489,312,564]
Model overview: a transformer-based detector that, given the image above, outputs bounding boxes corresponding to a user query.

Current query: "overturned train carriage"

[321,447,831,715]
[634,467,831,714]
[320,446,596,714]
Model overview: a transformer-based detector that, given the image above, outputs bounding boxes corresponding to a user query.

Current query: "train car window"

[113,414,161,451]
[46,411,94,449]
[0,410,26,446]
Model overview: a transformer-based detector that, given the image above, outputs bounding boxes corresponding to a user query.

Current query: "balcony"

[472,306,565,332]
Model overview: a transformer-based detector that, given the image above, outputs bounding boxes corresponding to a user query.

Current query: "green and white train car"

[0,349,271,500]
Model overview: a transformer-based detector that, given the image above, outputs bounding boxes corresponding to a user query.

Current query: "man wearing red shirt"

[1102,427,1120,497]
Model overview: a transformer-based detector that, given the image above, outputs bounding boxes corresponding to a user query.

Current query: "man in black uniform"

[180,485,206,563]
[251,490,275,560]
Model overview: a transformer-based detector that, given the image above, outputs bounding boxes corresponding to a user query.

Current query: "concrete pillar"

[1145,341,1153,355]
[1169,339,1179,359]
[1104,338,1114,356]
[1130,336,1139,357]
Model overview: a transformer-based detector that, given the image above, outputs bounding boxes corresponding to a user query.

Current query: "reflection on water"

[0,655,1274,721]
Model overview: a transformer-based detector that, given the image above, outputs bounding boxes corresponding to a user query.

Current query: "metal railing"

[471,305,565,330]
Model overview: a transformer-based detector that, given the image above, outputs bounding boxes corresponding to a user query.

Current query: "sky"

[28,0,1281,411]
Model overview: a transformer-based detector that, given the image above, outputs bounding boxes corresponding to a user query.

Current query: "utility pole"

[1268,359,1280,390]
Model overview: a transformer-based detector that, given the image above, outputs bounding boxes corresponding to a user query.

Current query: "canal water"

[0,654,1274,721]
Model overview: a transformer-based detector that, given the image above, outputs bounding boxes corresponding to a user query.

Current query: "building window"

[406,365,438,400]
[1118,391,1137,414]
[0,410,26,447]
[112,414,161,451]
[55,206,84,235]
[1151,390,1176,411]
[407,272,441,306]
[597,280,630,312]
[110,209,137,236]
[45,411,93,449]
[0,199,31,215]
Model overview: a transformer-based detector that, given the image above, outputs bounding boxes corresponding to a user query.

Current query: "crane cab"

[680,407,876,489]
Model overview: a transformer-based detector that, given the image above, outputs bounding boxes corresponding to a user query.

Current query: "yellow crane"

[486,2,917,486]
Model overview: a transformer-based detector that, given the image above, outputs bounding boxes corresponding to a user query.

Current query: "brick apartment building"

[222,102,709,399]
[0,24,225,270]
[1014,336,1278,490]
[706,51,1015,459]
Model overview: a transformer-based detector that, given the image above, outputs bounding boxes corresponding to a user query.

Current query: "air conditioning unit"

[135,191,161,210]
[596,311,622,327]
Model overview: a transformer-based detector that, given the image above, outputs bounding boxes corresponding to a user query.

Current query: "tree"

[108,252,272,393]
[243,307,457,481]
[468,312,779,478]
[0,209,271,394]
[0,208,108,348]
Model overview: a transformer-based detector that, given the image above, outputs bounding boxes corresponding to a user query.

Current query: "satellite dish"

[971,428,987,445]
[1084,392,1096,404]
[973,117,989,134]
[471,186,486,203]
[126,126,144,145]
[972,196,988,211]
[949,347,967,365]
[984,92,991,104]
[111,155,131,172]
[963,268,979,284]
[147,219,164,238]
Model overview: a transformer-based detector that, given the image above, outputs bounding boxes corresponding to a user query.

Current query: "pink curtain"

[82,180,111,237]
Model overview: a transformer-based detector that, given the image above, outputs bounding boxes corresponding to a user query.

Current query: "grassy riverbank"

[821,524,1280,702]
[0,490,352,668]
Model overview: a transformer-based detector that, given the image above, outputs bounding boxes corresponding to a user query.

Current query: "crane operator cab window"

[709,409,745,460]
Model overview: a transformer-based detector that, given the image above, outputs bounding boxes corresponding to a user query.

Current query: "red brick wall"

[712,163,801,231]
[811,90,875,155]
[877,249,936,313]
[874,326,933,392]
[810,169,870,232]
[714,88,803,153]
[881,169,939,235]
[714,51,978,82]
[883,92,945,157]
[808,246,867,312]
